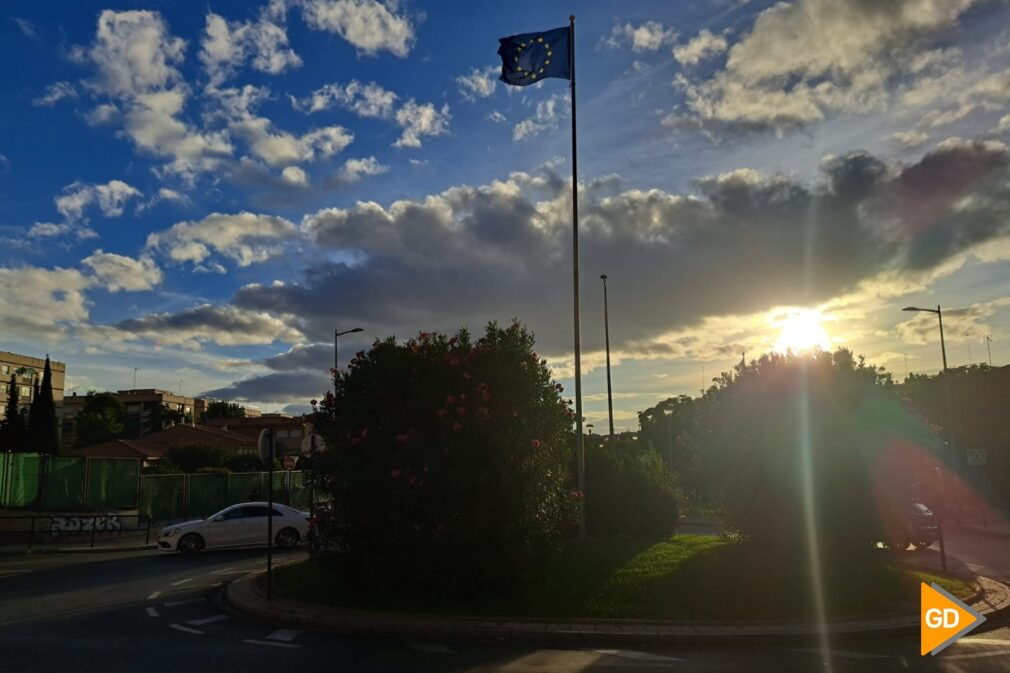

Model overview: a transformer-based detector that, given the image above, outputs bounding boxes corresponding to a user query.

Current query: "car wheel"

[276,528,299,548]
[178,533,204,554]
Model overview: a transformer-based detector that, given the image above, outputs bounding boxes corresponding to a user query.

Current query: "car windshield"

[10,2,1010,670]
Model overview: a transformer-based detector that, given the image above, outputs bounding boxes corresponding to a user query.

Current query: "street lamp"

[586,423,594,435]
[903,305,948,372]
[600,274,615,437]
[334,328,364,397]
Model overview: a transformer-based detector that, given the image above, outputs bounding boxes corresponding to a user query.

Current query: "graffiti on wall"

[48,515,122,538]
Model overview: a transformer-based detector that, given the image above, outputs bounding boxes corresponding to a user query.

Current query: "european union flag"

[498,26,571,86]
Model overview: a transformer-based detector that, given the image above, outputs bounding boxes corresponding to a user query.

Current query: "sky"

[3,0,1010,430]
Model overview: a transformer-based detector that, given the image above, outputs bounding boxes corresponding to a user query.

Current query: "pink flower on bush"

[395,433,409,444]
[436,408,448,418]
[452,422,462,431]
[456,406,466,417]
[408,475,417,485]
[447,356,460,367]
[462,371,471,380]
[459,393,467,403]
[481,389,492,401]
[390,469,401,479]
[446,395,456,405]
[568,489,584,501]
[360,428,369,440]
[530,439,542,449]
[351,437,360,446]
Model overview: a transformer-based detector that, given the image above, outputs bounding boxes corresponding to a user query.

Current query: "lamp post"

[334,328,364,397]
[902,304,957,541]
[600,274,615,438]
[903,305,948,372]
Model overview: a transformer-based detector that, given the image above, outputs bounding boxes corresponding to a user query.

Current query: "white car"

[158,502,309,554]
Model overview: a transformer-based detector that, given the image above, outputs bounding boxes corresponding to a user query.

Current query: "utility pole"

[985,335,993,367]
[599,274,614,437]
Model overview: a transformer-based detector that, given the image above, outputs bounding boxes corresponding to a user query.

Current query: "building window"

[19,386,31,398]
[1,365,7,374]
[62,420,74,432]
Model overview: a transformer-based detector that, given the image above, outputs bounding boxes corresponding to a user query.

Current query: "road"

[2,532,1010,673]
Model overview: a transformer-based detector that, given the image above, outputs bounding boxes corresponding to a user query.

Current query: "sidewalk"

[223,571,1010,647]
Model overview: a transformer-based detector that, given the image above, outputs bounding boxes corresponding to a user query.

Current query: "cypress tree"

[2,374,24,452]
[36,356,59,455]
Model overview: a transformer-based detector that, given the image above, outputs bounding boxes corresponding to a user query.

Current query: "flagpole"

[569,14,587,539]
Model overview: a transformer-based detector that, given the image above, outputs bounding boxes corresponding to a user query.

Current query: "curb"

[959,525,1010,541]
[0,544,157,556]
[222,571,1010,646]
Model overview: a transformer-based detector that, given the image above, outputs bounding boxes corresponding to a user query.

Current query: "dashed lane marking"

[213,569,253,575]
[410,642,456,654]
[164,598,205,608]
[145,607,160,618]
[591,650,686,663]
[187,614,230,626]
[244,639,301,649]
[169,624,204,635]
[147,591,162,601]
[171,577,194,586]
[265,628,303,643]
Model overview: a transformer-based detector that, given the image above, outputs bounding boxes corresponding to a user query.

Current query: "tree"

[205,401,246,420]
[693,349,935,555]
[27,356,59,455]
[0,374,25,452]
[309,322,577,599]
[145,403,186,434]
[74,392,126,448]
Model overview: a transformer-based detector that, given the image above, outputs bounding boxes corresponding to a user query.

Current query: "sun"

[773,310,832,353]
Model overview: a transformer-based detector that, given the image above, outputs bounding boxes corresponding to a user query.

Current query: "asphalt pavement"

[2,533,1010,672]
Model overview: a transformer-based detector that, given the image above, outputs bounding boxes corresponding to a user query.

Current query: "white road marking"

[164,598,205,608]
[187,614,230,626]
[244,639,301,649]
[211,567,236,574]
[0,570,31,580]
[212,569,252,575]
[147,591,162,601]
[410,642,456,654]
[956,638,1010,647]
[145,607,159,618]
[591,649,685,662]
[171,577,193,586]
[169,624,204,635]
[789,648,893,660]
[266,628,303,643]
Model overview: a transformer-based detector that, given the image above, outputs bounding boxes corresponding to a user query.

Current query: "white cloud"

[281,165,309,186]
[146,211,298,267]
[85,10,186,98]
[200,8,301,85]
[292,80,397,117]
[456,66,498,101]
[137,187,192,213]
[300,0,415,57]
[487,110,507,124]
[601,21,677,52]
[0,266,92,338]
[84,103,119,126]
[393,99,451,148]
[78,11,234,179]
[995,114,1010,134]
[678,0,983,131]
[889,129,929,149]
[673,29,728,66]
[513,92,568,141]
[12,17,37,39]
[32,82,78,107]
[27,222,98,240]
[82,250,164,292]
[56,180,142,222]
[338,156,388,182]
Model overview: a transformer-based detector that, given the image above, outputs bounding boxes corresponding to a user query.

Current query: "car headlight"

[162,528,181,538]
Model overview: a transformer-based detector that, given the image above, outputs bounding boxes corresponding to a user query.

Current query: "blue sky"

[4,0,1010,429]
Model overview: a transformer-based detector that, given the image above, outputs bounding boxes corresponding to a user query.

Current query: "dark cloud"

[200,370,331,404]
[113,304,301,346]
[233,141,1010,359]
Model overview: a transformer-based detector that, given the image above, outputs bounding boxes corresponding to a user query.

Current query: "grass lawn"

[274,534,973,622]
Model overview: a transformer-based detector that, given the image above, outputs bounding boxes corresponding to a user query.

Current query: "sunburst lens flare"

[774,310,832,354]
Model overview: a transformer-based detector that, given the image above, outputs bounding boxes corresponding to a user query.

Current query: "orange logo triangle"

[921,582,985,655]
